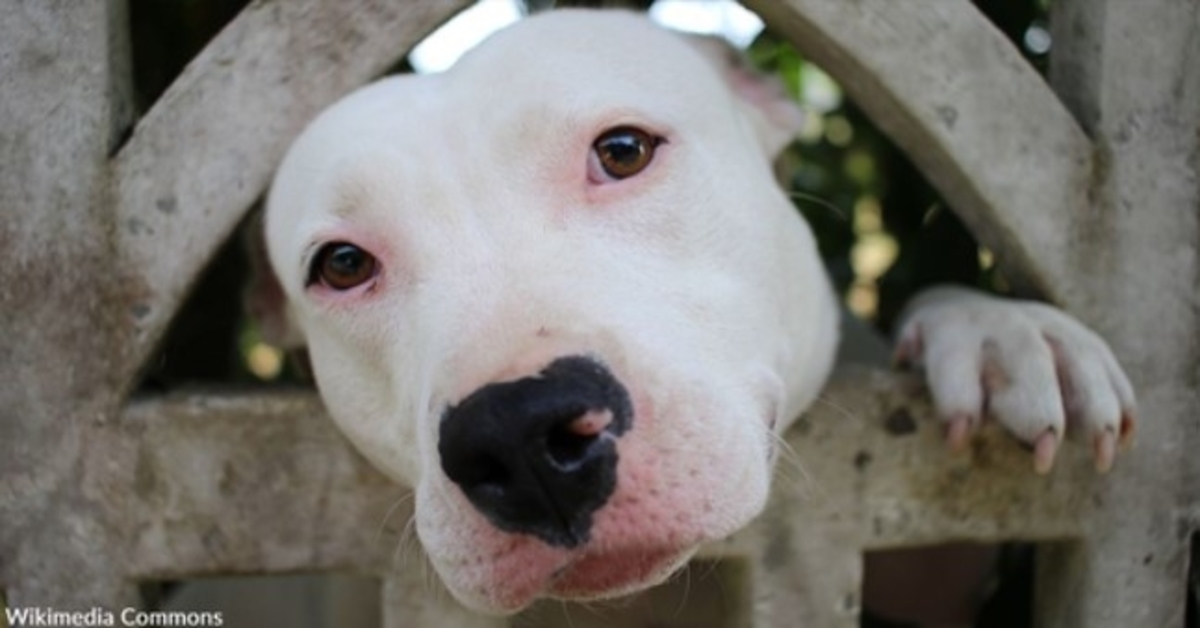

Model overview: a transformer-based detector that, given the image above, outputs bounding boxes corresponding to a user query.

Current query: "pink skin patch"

[549,545,693,598]
[567,410,613,438]
[469,477,702,610]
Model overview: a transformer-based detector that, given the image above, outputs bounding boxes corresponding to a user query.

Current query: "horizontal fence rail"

[10,368,1138,627]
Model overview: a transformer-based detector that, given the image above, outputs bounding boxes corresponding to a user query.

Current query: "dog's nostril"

[545,411,612,472]
[546,425,598,472]
[565,411,613,438]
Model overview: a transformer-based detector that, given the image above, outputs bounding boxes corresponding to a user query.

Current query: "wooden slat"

[115,368,1104,582]
[1032,0,1200,625]
[111,0,472,393]
[0,0,140,607]
[742,0,1095,307]
[115,389,406,579]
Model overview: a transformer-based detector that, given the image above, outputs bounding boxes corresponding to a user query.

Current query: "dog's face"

[265,10,838,613]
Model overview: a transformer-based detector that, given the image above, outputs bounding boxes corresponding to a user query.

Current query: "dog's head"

[261,10,838,614]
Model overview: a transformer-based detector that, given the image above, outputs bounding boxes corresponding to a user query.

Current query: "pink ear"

[685,35,805,158]
[243,211,305,349]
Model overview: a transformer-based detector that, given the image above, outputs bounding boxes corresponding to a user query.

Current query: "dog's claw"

[944,414,973,452]
[1093,429,1117,474]
[1118,411,1137,447]
[892,325,922,368]
[1033,430,1059,475]
[898,287,1138,477]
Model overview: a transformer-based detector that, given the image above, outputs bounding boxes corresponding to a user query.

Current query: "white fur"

[264,10,1135,614]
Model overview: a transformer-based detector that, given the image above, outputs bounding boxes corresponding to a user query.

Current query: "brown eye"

[309,242,377,290]
[591,126,660,180]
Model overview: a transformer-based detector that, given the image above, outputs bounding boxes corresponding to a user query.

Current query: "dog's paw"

[894,286,1137,474]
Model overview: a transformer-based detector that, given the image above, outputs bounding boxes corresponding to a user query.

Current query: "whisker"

[710,560,733,607]
[780,393,872,504]
[376,490,415,545]
[668,560,693,620]
[575,598,613,624]
[379,490,429,597]
[560,599,577,628]
[696,559,721,583]
[811,393,863,423]
[787,190,850,222]
[391,511,421,571]
[424,554,441,603]
[764,423,817,498]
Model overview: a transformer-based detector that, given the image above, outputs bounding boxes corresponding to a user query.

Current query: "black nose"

[438,355,633,548]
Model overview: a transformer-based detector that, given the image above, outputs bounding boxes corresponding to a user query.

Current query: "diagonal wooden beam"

[742,0,1096,308]
[111,0,471,393]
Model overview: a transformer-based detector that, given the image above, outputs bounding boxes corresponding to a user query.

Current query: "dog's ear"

[243,210,306,349]
[686,35,805,159]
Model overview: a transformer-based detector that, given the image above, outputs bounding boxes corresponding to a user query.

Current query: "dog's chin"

[547,544,698,601]
[446,542,699,615]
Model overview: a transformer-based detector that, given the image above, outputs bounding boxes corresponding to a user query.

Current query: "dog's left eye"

[308,242,378,290]
[590,126,661,181]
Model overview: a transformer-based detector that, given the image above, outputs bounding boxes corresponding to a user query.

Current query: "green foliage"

[750,0,1050,332]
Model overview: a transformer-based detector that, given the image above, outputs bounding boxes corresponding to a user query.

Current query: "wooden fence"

[1,1,1196,626]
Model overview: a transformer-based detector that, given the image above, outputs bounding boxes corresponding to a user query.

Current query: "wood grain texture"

[743,0,1094,305]
[112,0,471,392]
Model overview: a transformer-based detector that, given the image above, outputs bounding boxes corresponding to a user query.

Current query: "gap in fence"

[150,575,381,628]
[139,206,301,391]
[1189,532,1199,627]
[862,543,1034,628]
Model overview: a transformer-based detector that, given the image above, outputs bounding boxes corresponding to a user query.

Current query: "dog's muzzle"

[438,355,633,548]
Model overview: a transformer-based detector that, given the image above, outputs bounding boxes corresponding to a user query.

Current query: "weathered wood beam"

[113,368,1105,584]
[0,0,140,607]
[113,390,405,580]
[1032,1,1200,625]
[742,0,1095,308]
[111,0,471,394]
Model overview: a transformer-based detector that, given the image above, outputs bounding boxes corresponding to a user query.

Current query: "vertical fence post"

[0,0,140,606]
[1038,1,1200,625]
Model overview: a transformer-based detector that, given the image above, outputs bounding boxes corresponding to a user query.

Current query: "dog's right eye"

[590,126,661,182]
[308,242,378,290]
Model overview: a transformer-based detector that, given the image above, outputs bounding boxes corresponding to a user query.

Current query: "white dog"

[258,10,1136,616]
